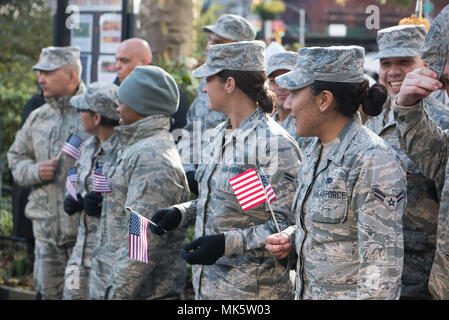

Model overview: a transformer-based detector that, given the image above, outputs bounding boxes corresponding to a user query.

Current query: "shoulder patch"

[373,188,405,211]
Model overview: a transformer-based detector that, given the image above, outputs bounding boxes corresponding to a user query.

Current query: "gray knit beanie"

[117,65,179,116]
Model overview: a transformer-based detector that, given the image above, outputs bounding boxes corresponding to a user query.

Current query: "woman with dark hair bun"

[265,46,406,300]
[149,41,302,299]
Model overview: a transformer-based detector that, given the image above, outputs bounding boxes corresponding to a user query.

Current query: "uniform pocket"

[216,165,253,194]
[311,199,348,224]
[26,187,50,219]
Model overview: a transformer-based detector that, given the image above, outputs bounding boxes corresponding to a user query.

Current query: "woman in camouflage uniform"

[266,46,406,300]
[150,41,302,299]
[61,82,121,299]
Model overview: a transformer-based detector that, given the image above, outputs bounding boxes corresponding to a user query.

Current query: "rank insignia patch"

[373,188,405,211]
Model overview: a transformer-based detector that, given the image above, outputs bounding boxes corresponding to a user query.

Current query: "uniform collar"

[114,114,170,147]
[93,132,120,158]
[224,108,266,139]
[308,114,362,167]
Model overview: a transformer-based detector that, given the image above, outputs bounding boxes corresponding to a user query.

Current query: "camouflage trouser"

[87,257,113,300]
[62,263,90,300]
[34,239,73,300]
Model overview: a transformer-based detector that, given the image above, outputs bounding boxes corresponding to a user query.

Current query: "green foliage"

[252,1,286,20]
[285,42,303,52]
[193,3,223,62]
[156,56,200,105]
[156,3,224,107]
[0,239,33,290]
[8,252,32,277]
[377,0,414,7]
[0,194,13,236]
[0,0,53,186]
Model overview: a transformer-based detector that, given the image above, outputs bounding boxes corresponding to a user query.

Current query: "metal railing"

[0,185,27,243]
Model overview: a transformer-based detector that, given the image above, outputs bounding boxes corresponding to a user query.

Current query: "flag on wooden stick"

[128,210,150,264]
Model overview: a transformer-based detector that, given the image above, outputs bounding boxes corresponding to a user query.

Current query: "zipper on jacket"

[298,157,331,299]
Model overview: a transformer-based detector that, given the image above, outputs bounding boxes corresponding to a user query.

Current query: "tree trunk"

[138,0,194,62]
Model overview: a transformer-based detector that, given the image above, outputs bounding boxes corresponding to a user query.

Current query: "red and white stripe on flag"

[92,174,111,193]
[129,212,149,264]
[66,177,78,200]
[229,168,275,211]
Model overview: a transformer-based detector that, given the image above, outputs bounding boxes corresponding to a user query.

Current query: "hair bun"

[361,83,388,117]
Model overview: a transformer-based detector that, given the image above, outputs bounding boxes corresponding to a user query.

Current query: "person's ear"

[317,90,334,112]
[68,69,79,85]
[225,77,236,94]
[94,113,102,127]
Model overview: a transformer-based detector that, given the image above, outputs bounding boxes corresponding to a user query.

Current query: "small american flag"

[258,167,276,203]
[61,134,84,160]
[129,211,149,264]
[229,167,276,211]
[92,162,111,193]
[66,167,79,200]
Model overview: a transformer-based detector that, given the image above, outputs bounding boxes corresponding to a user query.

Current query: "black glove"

[83,191,103,217]
[186,171,198,196]
[150,207,182,235]
[181,234,225,265]
[64,193,84,216]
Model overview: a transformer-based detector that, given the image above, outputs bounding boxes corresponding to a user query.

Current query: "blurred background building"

[204,0,447,49]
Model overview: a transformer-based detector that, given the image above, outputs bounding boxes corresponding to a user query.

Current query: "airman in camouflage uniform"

[270,46,406,300]
[393,4,449,300]
[88,66,189,300]
[7,46,90,299]
[153,41,301,300]
[267,51,314,151]
[62,82,121,300]
[365,24,449,299]
[178,14,257,182]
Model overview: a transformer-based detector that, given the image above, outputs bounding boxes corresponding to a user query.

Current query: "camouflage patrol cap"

[33,46,81,71]
[276,46,365,90]
[202,14,256,42]
[420,5,449,79]
[71,82,120,121]
[266,51,298,78]
[193,40,266,78]
[374,24,426,59]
